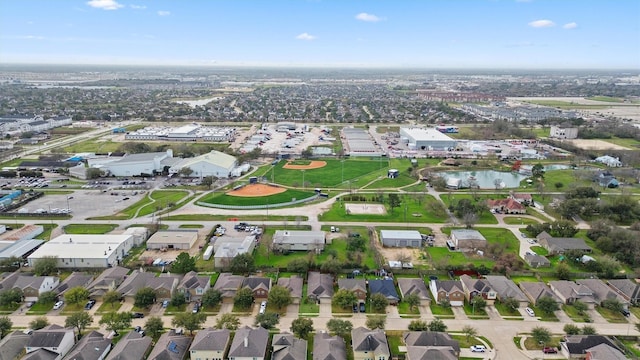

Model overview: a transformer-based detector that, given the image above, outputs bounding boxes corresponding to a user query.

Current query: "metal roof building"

[400,127,457,150]
[380,230,422,248]
[27,234,135,268]
[0,239,44,259]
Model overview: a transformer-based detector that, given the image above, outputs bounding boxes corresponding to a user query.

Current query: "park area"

[198,187,316,207]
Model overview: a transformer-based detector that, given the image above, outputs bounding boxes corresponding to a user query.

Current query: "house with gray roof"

[313,332,346,360]
[351,327,390,360]
[337,278,367,302]
[228,326,269,360]
[272,333,308,360]
[536,232,592,255]
[116,271,180,300]
[147,329,192,360]
[585,343,627,360]
[0,331,31,360]
[560,335,622,359]
[450,229,487,251]
[380,230,422,248]
[243,276,271,299]
[188,328,230,360]
[177,271,210,302]
[403,331,460,360]
[459,274,497,304]
[87,266,129,298]
[406,346,457,360]
[524,253,551,268]
[368,279,400,304]
[25,325,75,360]
[55,272,94,296]
[213,273,245,302]
[62,331,110,360]
[105,330,152,360]
[549,280,597,308]
[307,272,333,304]
[273,230,325,252]
[519,282,562,306]
[576,279,629,308]
[11,275,59,302]
[429,280,465,307]
[277,276,303,304]
[607,279,640,305]
[397,278,431,306]
[484,275,528,306]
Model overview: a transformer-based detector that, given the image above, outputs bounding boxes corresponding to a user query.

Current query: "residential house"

[0,271,20,292]
[429,280,465,307]
[188,328,230,360]
[272,230,325,252]
[242,277,271,299]
[519,282,562,306]
[277,276,303,304]
[594,155,622,167]
[524,253,551,268]
[105,330,152,360]
[487,198,526,214]
[24,325,75,360]
[607,279,640,305]
[368,279,400,305]
[510,193,533,206]
[212,273,245,303]
[228,326,269,360]
[313,332,347,360]
[62,331,111,360]
[459,275,497,304]
[148,329,193,360]
[337,278,367,303]
[403,331,460,360]
[397,278,431,306]
[450,229,487,252]
[0,331,31,360]
[584,343,627,360]
[13,275,59,302]
[576,279,629,309]
[55,272,94,297]
[484,276,529,307]
[536,232,592,255]
[87,266,129,298]
[549,281,597,308]
[595,171,619,188]
[177,271,210,302]
[351,327,390,360]
[272,333,308,360]
[116,271,180,300]
[561,335,622,360]
[307,272,333,304]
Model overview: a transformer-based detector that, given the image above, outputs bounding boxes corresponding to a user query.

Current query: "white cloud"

[157,10,170,16]
[130,4,146,10]
[86,0,123,10]
[295,32,316,41]
[563,22,578,29]
[528,19,555,28]
[355,12,382,22]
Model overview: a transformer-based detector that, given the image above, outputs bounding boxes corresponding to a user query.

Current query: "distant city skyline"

[1,0,639,69]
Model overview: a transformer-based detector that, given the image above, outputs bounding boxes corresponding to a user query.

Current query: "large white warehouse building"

[169,150,238,178]
[400,127,457,151]
[89,149,179,177]
[27,234,139,268]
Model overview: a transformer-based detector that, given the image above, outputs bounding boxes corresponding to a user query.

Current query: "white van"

[259,300,267,314]
[330,226,336,232]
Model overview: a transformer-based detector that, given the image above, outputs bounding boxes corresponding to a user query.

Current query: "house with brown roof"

[63,330,111,360]
[116,271,180,300]
[351,327,390,360]
[403,331,460,360]
[277,276,303,304]
[484,275,529,307]
[105,330,152,360]
[213,273,245,303]
[524,253,551,268]
[519,282,562,306]
[307,272,333,304]
[397,278,431,306]
[87,266,129,298]
[459,274,497,304]
[188,328,230,360]
[536,232,592,255]
[12,275,59,302]
[147,329,192,360]
[228,326,269,360]
[243,277,271,299]
[487,198,526,214]
[337,278,367,302]
[177,271,210,302]
[55,272,93,297]
[549,280,597,309]
[272,332,308,360]
[576,279,629,309]
[429,280,465,307]
[607,279,640,305]
[313,332,346,360]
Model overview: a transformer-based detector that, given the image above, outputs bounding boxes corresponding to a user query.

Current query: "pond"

[438,170,528,189]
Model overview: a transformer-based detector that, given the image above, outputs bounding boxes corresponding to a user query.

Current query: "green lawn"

[586,96,625,103]
[523,336,562,350]
[595,306,628,323]
[179,224,203,228]
[503,216,540,225]
[96,301,123,314]
[432,227,519,269]
[529,304,559,322]
[89,190,190,220]
[602,136,640,149]
[493,301,522,317]
[426,246,495,269]
[397,301,420,315]
[36,223,57,241]
[63,223,118,234]
[438,194,498,225]
[463,302,489,318]
[429,302,455,318]
[27,302,54,315]
[530,246,548,256]
[0,303,20,314]
[561,304,590,322]
[199,188,316,206]
[299,296,320,314]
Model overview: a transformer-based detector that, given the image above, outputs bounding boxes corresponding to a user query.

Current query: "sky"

[1,0,639,69]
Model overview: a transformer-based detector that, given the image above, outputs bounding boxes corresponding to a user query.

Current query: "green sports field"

[198,188,316,206]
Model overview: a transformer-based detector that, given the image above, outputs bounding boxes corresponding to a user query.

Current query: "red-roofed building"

[487,198,526,214]
[509,193,533,206]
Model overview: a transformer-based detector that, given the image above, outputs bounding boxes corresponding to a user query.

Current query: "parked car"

[470,345,486,352]
[259,300,267,314]
[25,301,35,308]
[525,307,535,317]
[84,299,96,310]
[352,304,358,313]
[162,300,169,308]
[192,303,200,313]
[359,302,366,313]
[53,301,64,310]
[621,308,631,317]
[132,312,144,319]
[543,347,558,354]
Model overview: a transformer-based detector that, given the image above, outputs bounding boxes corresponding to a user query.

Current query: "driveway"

[452,306,468,320]
[486,306,502,320]
[319,302,332,317]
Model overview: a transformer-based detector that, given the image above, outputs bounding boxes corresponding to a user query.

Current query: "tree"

[201,176,216,189]
[531,326,552,345]
[85,168,105,180]
[470,296,486,313]
[133,287,157,309]
[370,293,389,311]
[581,325,597,335]
[408,319,429,331]
[229,253,255,274]
[0,289,22,306]
[428,319,447,332]
[30,316,49,330]
[602,298,624,313]
[537,296,560,314]
[554,182,564,190]
[170,292,186,307]
[332,289,357,309]
[404,293,420,311]
[38,291,57,304]
[564,324,581,335]
[388,194,401,213]
[287,258,310,274]
[65,312,93,336]
[99,312,132,335]
[572,300,588,316]
[0,316,11,338]
[178,167,194,177]
[291,317,314,339]
[326,319,353,338]
[215,313,240,330]
[254,312,279,329]
[201,289,222,309]
[502,297,520,313]
[366,315,386,330]
[320,258,342,275]
[33,256,58,276]
[233,288,254,309]
[462,212,479,229]
[103,290,122,309]
[532,163,545,179]
[462,325,478,342]
[555,262,571,280]
[64,286,89,305]
[268,285,292,309]
[144,316,164,339]
[172,312,207,335]
[171,253,196,274]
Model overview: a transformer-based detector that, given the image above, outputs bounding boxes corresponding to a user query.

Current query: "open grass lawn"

[527,169,593,191]
[255,158,391,188]
[386,330,405,356]
[0,303,20,314]
[164,303,186,315]
[96,301,123,313]
[602,136,640,149]
[27,302,53,315]
[630,306,640,319]
[523,336,562,350]
[561,304,591,322]
[503,216,540,225]
[64,139,123,153]
[331,303,354,314]
[429,302,455,318]
[63,223,118,234]
[298,297,319,314]
[493,301,522,317]
[363,173,417,189]
[91,190,191,220]
[179,224,203,228]
[530,246,548,256]
[438,194,498,225]
[596,306,628,323]
[199,188,316,206]
[439,226,520,260]
[620,339,640,358]
[426,246,495,269]
[397,301,420,315]
[586,96,625,103]
[319,194,448,223]
[60,303,83,315]
[36,223,57,241]
[529,304,559,322]
[463,302,489,318]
